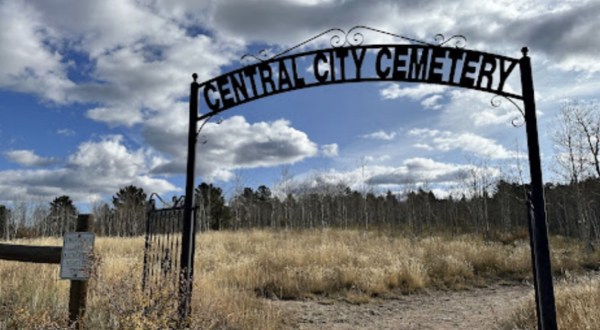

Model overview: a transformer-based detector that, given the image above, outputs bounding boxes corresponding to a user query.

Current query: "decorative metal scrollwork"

[240,25,468,65]
[240,49,273,65]
[344,26,369,46]
[328,28,347,48]
[171,195,185,208]
[241,28,346,65]
[148,192,167,210]
[434,34,467,49]
[347,25,432,46]
[149,193,185,209]
[491,95,525,127]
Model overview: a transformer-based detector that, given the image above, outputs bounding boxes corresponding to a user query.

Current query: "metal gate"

[142,196,192,305]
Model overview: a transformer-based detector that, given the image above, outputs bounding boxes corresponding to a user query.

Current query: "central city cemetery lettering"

[201,45,518,112]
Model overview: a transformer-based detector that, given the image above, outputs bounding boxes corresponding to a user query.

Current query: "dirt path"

[275,283,532,330]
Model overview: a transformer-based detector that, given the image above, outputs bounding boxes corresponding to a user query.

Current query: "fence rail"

[0,243,62,263]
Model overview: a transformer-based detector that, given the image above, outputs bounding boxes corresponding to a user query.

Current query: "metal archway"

[177,26,556,329]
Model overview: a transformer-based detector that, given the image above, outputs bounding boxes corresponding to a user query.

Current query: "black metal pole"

[179,73,199,319]
[520,47,557,330]
[526,195,543,330]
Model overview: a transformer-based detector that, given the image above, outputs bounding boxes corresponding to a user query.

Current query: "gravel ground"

[275,283,533,330]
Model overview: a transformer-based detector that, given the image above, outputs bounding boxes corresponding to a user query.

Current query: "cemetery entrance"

[143,26,557,329]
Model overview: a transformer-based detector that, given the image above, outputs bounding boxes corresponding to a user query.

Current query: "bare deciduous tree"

[552,101,592,183]
[551,100,600,250]
[570,100,600,178]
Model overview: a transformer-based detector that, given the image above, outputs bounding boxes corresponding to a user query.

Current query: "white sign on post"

[60,232,95,280]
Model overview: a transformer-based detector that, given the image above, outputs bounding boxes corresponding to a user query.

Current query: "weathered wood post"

[67,214,94,329]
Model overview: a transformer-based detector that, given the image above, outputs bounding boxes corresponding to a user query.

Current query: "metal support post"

[179,73,200,319]
[520,47,557,330]
[526,195,543,330]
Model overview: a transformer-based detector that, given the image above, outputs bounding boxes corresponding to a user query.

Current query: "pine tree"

[46,196,78,236]
[113,185,147,236]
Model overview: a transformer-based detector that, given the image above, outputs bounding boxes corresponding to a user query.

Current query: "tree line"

[0,185,147,239]
[203,178,600,246]
[0,100,598,247]
[1,178,599,249]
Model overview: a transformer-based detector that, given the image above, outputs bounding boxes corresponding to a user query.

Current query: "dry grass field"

[1,229,599,329]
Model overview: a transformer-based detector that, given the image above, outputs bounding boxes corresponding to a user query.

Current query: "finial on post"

[521,47,529,57]
[192,73,198,83]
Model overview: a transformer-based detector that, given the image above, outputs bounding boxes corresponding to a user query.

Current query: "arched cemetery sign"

[200,42,519,113]
[176,26,556,329]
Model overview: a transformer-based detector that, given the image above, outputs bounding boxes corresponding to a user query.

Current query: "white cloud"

[4,150,59,167]
[380,83,447,101]
[413,143,433,151]
[435,133,518,159]
[409,128,518,159]
[33,0,185,58]
[86,106,144,127]
[439,90,524,131]
[361,130,397,140]
[286,0,337,6]
[506,1,600,73]
[57,128,76,137]
[147,115,319,181]
[72,32,239,127]
[320,143,338,157]
[0,136,175,203]
[408,128,440,138]
[0,0,242,127]
[367,158,502,191]
[367,158,479,185]
[0,1,74,103]
[3,0,600,113]
[421,94,444,110]
[193,0,600,108]
[364,155,391,163]
[198,116,319,181]
[289,157,500,193]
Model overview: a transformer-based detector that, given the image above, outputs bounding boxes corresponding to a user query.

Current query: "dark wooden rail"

[0,243,62,263]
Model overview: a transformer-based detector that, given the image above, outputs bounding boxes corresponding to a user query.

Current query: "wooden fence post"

[68,214,94,329]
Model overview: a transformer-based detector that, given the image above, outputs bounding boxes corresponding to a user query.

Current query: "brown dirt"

[274,283,532,330]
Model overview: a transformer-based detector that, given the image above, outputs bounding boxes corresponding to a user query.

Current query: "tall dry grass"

[501,273,600,330]
[0,236,283,329]
[0,229,597,329]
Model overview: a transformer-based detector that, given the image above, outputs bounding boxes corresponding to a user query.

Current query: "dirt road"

[275,283,532,330]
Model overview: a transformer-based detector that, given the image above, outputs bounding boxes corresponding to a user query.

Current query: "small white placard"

[60,232,95,280]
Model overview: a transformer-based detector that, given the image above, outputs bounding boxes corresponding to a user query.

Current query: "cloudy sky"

[0,0,599,207]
